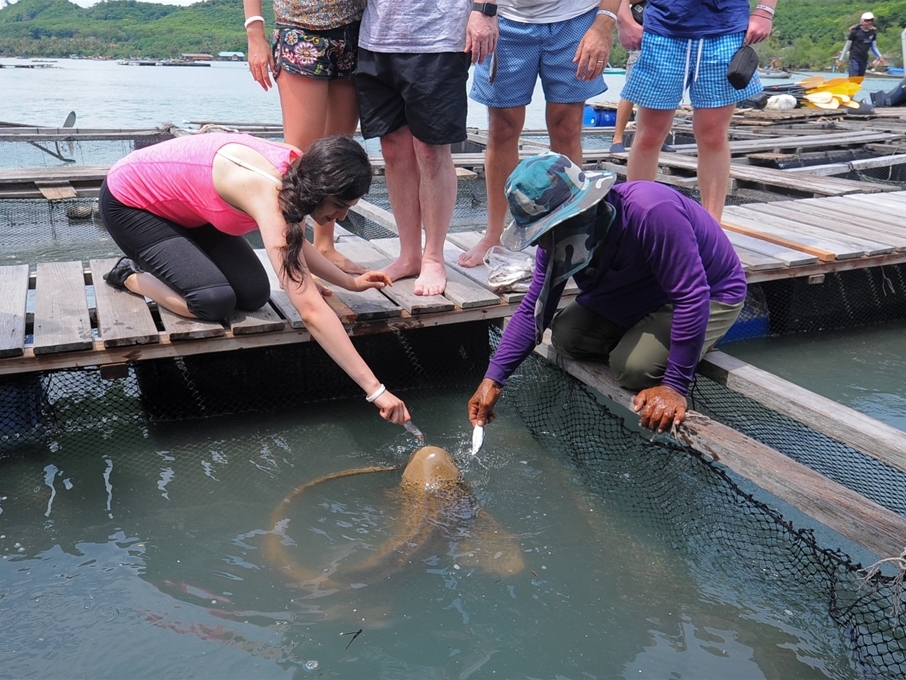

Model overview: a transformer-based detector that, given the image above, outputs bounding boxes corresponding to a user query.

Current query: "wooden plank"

[350,200,398,234]
[0,264,29,358]
[32,261,93,355]
[533,340,906,560]
[721,213,839,262]
[673,130,901,156]
[89,258,160,348]
[306,235,402,320]
[763,200,906,250]
[157,307,225,341]
[335,237,454,315]
[699,351,906,476]
[253,250,305,329]
[781,154,906,177]
[728,243,787,271]
[35,181,77,200]
[228,305,286,335]
[370,237,500,310]
[742,203,906,253]
[446,230,584,296]
[726,205,892,257]
[816,195,906,231]
[441,237,527,305]
[605,151,893,196]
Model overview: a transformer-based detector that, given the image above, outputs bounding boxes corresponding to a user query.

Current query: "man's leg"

[691,104,736,222]
[412,137,456,296]
[380,125,423,283]
[546,101,584,162]
[458,106,525,267]
[610,98,635,152]
[626,106,675,182]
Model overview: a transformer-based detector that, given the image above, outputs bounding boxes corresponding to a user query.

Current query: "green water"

[725,320,906,433]
[0,387,858,679]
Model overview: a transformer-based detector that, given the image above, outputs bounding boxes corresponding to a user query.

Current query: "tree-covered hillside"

[0,0,249,58]
[1,0,905,67]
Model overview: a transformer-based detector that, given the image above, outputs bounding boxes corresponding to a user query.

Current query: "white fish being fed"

[471,424,484,455]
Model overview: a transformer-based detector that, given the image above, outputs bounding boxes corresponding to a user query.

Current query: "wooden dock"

[0,225,552,376]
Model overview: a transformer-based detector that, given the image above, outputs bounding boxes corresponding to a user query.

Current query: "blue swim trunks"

[470,10,607,108]
[621,31,762,109]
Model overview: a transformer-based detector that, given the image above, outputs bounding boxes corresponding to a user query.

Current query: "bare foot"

[414,260,446,296]
[381,256,421,283]
[319,246,367,275]
[458,235,499,268]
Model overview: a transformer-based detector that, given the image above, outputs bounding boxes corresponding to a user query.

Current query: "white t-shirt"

[498,0,599,23]
[359,0,472,52]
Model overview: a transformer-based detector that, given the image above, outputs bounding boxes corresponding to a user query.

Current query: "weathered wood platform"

[0,225,562,377]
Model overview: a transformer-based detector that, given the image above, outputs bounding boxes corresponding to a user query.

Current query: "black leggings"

[99,180,270,322]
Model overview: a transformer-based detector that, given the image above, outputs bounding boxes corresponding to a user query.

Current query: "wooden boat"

[758,68,791,79]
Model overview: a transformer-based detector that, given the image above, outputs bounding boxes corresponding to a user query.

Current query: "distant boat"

[758,68,791,79]
[604,66,626,75]
[160,59,211,67]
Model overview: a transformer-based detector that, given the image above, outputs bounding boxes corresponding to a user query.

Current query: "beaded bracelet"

[366,384,386,403]
[596,9,618,21]
[244,15,265,29]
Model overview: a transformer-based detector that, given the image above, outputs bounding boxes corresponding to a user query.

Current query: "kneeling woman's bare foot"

[457,235,498,268]
[319,246,368,275]
[414,260,446,296]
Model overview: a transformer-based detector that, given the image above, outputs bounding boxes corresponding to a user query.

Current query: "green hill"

[0,0,249,58]
[1,0,905,67]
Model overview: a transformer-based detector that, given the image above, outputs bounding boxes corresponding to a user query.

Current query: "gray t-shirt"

[359,0,472,53]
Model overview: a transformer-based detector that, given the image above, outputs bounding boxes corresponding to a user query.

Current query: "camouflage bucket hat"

[502,152,615,251]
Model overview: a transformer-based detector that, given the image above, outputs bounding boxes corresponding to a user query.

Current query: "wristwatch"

[472,2,497,16]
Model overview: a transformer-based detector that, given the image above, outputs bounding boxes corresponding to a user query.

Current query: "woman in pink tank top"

[99,132,410,426]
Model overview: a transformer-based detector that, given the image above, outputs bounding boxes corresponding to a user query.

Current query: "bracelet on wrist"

[244,15,265,29]
[596,9,618,22]
[365,384,386,403]
[751,12,773,21]
[754,4,775,16]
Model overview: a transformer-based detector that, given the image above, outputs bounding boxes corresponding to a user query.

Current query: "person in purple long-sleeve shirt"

[468,152,746,432]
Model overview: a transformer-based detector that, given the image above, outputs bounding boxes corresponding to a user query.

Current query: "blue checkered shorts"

[470,10,608,108]
[621,31,762,109]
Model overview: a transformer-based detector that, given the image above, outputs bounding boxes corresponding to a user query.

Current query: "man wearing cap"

[837,12,884,77]
[467,153,746,433]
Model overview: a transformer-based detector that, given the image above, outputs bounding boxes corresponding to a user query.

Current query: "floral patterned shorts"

[272,21,360,80]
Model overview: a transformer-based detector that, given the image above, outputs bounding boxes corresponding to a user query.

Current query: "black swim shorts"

[355,49,470,145]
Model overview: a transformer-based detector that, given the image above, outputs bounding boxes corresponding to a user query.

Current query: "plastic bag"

[484,245,534,293]
[764,94,798,111]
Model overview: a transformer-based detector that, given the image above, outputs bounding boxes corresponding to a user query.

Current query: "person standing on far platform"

[837,12,885,77]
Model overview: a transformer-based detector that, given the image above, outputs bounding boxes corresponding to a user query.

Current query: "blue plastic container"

[582,105,599,126]
[596,109,617,127]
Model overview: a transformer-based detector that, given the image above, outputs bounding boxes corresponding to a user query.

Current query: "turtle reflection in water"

[264,446,524,594]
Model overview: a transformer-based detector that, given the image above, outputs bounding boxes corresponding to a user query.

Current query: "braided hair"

[278,135,372,283]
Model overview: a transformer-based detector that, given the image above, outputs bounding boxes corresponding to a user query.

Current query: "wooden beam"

[699,351,906,476]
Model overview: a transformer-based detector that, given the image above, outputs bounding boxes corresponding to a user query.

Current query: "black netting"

[504,334,906,679]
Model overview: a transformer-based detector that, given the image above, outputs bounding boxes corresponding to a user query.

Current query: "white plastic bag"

[483,245,534,293]
[764,94,798,111]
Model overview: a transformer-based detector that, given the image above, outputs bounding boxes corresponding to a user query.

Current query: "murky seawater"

[0,387,858,678]
[725,320,906,433]
[1,56,897,678]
